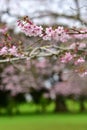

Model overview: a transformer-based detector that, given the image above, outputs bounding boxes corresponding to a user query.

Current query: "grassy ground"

[0,101,87,130]
[0,114,87,130]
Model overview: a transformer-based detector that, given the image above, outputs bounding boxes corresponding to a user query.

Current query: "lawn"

[0,114,87,130]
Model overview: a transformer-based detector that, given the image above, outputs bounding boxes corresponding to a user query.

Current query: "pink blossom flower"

[18,19,43,37]
[42,34,52,40]
[17,20,24,27]
[45,27,53,36]
[9,46,18,56]
[42,26,69,42]
[42,27,53,40]
[51,26,69,42]
[61,52,73,63]
[74,57,85,65]
[0,46,8,55]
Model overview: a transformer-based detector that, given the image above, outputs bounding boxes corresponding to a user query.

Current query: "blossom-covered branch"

[0,16,87,76]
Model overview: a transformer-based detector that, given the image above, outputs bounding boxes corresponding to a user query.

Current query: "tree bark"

[54,95,68,112]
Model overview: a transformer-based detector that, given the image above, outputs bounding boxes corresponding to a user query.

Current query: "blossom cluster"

[74,57,85,65]
[17,17,87,43]
[60,50,87,76]
[17,19,43,37]
[61,52,85,65]
[41,26,70,42]
[60,52,73,63]
[17,18,70,42]
[0,46,19,57]
[0,16,87,76]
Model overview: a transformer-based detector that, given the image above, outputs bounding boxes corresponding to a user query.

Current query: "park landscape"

[0,0,87,130]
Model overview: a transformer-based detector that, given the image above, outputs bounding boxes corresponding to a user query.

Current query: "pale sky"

[0,0,87,29]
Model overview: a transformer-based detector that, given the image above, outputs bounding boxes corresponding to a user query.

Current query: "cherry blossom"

[17,19,43,37]
[74,57,85,65]
[0,46,8,55]
[8,46,18,56]
[60,52,73,63]
[0,46,19,57]
[0,17,87,76]
[52,26,70,42]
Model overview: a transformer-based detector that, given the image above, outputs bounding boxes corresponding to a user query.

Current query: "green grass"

[0,114,87,130]
[0,100,87,130]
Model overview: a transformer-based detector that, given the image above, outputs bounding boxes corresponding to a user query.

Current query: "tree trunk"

[54,95,68,112]
[79,97,85,112]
